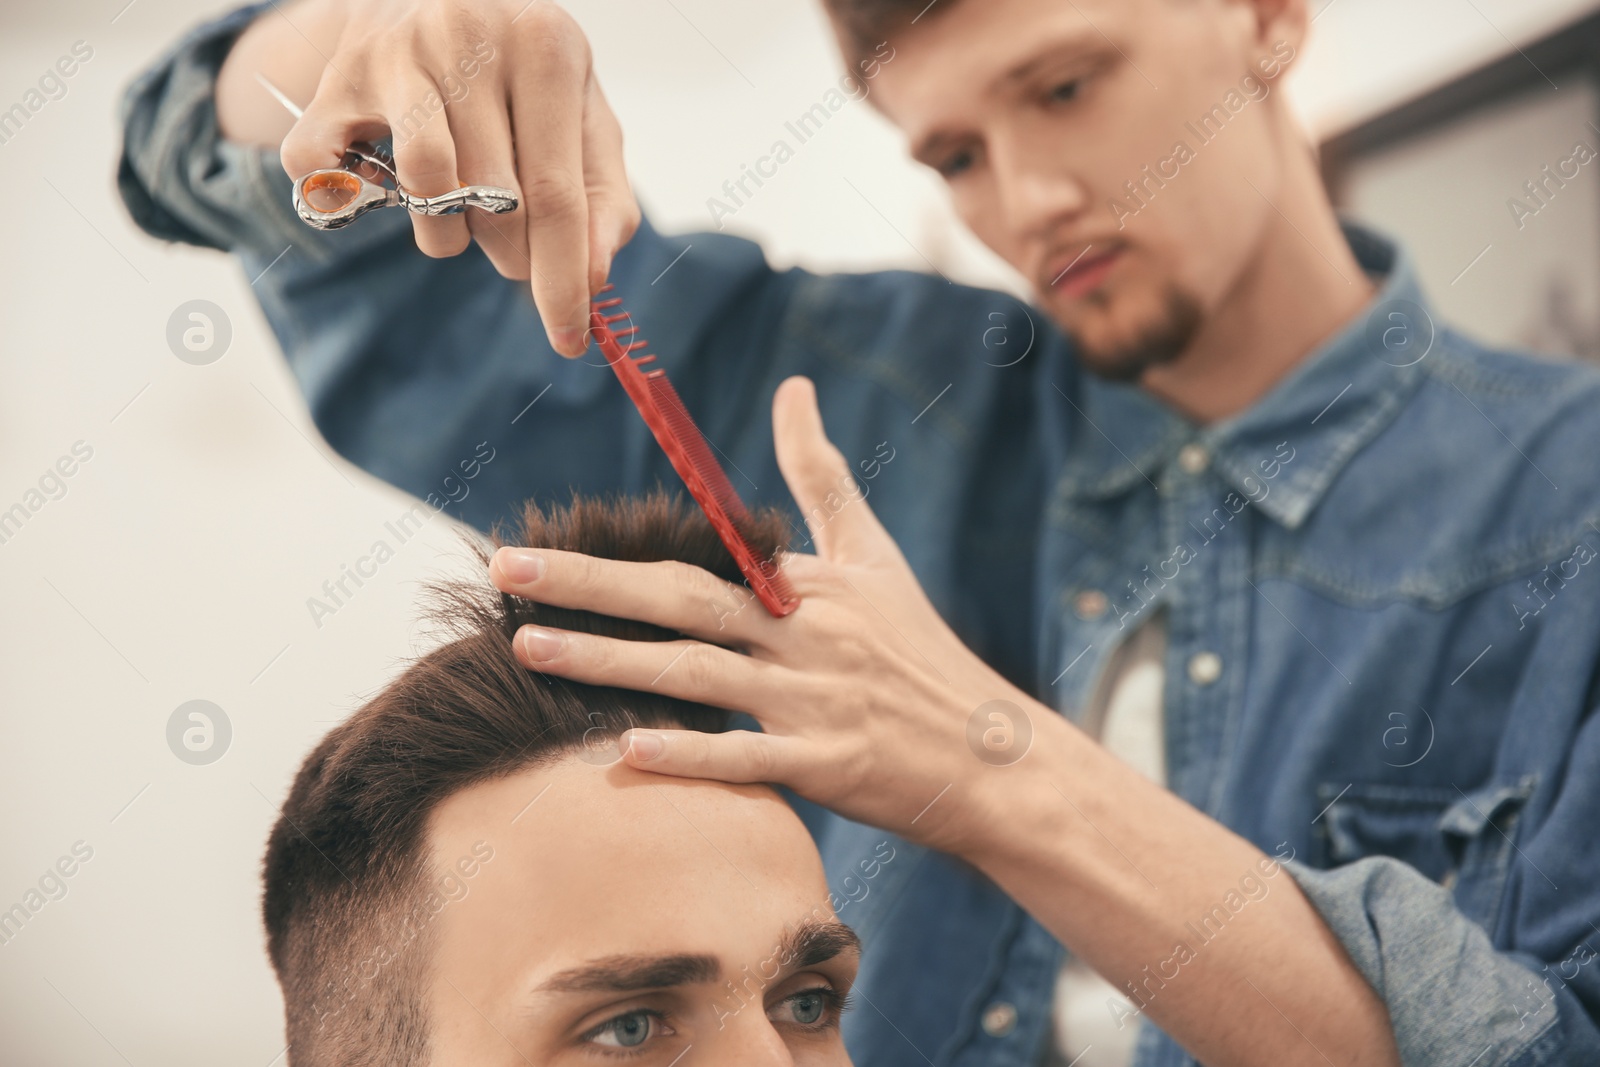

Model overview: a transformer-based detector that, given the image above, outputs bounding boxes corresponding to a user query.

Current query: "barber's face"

[871,0,1303,379]
[425,756,858,1065]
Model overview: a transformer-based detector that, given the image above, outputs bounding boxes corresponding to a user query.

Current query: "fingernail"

[627,732,664,762]
[550,326,586,356]
[520,626,563,662]
[499,548,545,584]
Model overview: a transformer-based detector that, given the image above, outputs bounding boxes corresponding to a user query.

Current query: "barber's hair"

[262,490,792,1066]
[822,0,938,58]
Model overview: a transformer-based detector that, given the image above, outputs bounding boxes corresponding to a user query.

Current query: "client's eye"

[770,986,849,1029]
[790,990,827,1024]
[583,1009,670,1051]
[1049,79,1082,102]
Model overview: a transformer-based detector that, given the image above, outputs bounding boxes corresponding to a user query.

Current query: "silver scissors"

[260,74,519,231]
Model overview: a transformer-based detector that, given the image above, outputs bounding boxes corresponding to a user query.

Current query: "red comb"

[589,285,800,618]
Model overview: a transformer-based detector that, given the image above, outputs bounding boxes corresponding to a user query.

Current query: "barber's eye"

[1049,79,1082,103]
[586,1010,663,1049]
[937,148,976,179]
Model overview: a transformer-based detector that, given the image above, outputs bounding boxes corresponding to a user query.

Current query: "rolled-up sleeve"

[1284,683,1600,1067]
[108,0,807,532]
[115,0,409,266]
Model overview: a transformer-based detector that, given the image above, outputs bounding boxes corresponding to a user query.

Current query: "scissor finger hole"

[301,171,365,214]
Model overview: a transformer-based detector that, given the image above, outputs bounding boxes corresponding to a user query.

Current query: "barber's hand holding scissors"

[218,0,636,356]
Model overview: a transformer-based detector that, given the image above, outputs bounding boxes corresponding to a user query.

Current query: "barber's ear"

[1249,0,1307,76]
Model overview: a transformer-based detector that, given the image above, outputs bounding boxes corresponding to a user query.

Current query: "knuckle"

[810,565,852,600]
[619,199,642,240]
[686,729,716,763]
[837,743,872,790]
[562,551,605,597]
[740,735,775,779]
[514,5,586,58]
[675,643,718,692]
[781,552,826,586]
[827,628,868,668]
[663,559,723,602]
[446,6,494,47]
[397,153,457,194]
[519,168,586,219]
[594,190,642,245]
[506,0,558,32]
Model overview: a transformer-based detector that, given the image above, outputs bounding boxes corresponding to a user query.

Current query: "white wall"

[1291,0,1600,137]
[2,0,1596,1063]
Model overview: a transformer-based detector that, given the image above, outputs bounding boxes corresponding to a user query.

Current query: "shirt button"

[981,1001,1018,1037]
[1073,590,1108,620]
[1187,651,1223,686]
[1178,443,1210,474]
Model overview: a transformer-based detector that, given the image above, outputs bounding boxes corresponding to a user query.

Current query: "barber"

[119,0,1600,1064]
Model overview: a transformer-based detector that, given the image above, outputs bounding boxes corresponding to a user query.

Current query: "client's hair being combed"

[262,490,792,1066]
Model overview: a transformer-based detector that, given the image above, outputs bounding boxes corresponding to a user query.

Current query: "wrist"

[943,702,1088,873]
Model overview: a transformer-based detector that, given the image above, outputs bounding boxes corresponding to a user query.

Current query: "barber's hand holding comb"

[489,378,1404,1067]
[488,375,1038,856]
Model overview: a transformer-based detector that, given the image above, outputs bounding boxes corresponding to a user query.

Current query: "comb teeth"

[587,291,799,616]
[649,375,751,523]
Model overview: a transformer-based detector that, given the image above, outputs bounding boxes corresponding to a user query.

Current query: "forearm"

[214,0,343,147]
[964,710,1400,1067]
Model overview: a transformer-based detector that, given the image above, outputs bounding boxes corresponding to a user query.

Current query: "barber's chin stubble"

[1070,287,1204,384]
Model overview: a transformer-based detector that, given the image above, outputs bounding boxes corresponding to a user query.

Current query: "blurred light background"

[2,0,1597,1062]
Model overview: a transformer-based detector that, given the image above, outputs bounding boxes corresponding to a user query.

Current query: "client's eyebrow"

[538,954,720,994]
[780,919,861,970]
[535,919,861,996]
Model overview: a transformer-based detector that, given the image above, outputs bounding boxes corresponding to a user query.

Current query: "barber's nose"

[992,142,1088,241]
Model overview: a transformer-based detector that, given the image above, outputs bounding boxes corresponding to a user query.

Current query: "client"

[262,491,860,1066]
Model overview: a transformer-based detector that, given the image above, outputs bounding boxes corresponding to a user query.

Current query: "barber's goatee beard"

[1069,286,1204,384]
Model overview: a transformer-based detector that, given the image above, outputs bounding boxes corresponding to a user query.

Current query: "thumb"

[772,376,889,562]
[620,728,795,785]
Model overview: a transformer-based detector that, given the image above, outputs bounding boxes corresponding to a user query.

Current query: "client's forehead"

[423,751,836,1029]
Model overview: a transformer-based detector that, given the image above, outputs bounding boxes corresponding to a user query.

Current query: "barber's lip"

[1046,246,1123,299]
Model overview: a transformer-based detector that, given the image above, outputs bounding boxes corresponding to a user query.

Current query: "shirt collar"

[1056,222,1434,529]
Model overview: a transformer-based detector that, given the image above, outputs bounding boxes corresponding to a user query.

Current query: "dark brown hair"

[823,0,942,59]
[262,490,792,1066]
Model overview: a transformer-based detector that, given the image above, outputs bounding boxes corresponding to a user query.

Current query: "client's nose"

[699,1014,801,1065]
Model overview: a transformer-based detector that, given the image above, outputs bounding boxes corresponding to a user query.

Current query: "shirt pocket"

[1315,776,1539,932]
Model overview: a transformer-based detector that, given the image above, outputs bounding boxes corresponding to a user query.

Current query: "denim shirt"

[119,8,1600,1065]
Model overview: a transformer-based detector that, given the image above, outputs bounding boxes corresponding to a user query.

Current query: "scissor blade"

[255,72,304,119]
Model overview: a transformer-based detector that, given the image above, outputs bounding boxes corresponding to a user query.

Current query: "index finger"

[489,546,779,645]
[507,7,592,356]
